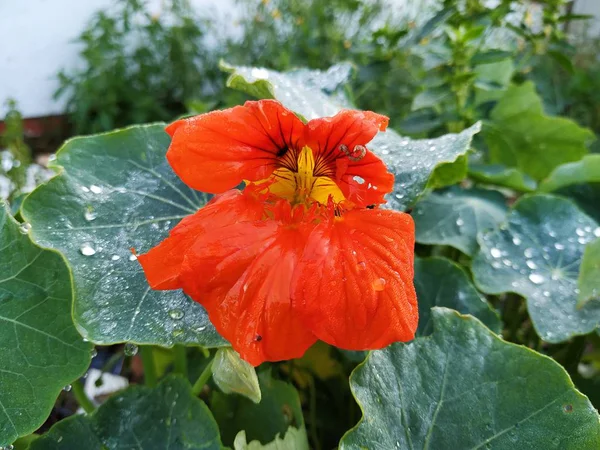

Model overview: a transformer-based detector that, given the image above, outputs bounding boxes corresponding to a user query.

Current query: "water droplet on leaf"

[18,222,31,234]
[169,309,184,320]
[529,273,545,285]
[124,343,138,356]
[79,243,96,256]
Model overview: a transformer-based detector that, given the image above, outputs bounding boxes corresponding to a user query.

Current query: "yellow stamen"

[255,146,345,205]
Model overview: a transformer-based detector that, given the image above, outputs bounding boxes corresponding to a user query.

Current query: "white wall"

[0,0,238,118]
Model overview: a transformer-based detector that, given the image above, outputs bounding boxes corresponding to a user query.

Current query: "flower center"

[257,146,345,205]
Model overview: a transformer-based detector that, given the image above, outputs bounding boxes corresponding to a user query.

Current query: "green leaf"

[578,238,600,308]
[222,61,355,120]
[0,203,91,447]
[484,82,594,180]
[340,308,600,450]
[234,427,309,450]
[413,186,508,256]
[539,155,600,192]
[472,194,600,343]
[212,348,261,404]
[212,372,304,447]
[469,163,537,192]
[415,257,501,335]
[223,63,481,210]
[29,376,224,450]
[21,124,225,347]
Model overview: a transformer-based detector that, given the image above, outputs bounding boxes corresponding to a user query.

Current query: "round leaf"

[415,257,501,335]
[21,124,225,347]
[29,376,223,450]
[222,63,481,210]
[469,163,537,192]
[0,203,91,447]
[413,186,508,256]
[340,308,600,450]
[472,194,600,343]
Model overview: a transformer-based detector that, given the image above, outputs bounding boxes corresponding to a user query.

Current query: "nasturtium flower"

[138,100,418,366]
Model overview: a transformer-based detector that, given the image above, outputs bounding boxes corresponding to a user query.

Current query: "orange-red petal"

[166,100,304,193]
[179,219,317,366]
[137,189,265,290]
[292,208,417,350]
[301,109,393,206]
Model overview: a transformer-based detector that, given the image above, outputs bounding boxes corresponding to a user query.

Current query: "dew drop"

[357,261,366,270]
[18,222,31,234]
[169,309,184,320]
[129,254,138,261]
[89,185,103,194]
[111,255,121,261]
[372,278,386,291]
[512,236,522,246]
[490,248,502,258]
[193,325,207,333]
[81,186,90,193]
[79,243,96,256]
[576,228,585,237]
[529,273,545,285]
[91,348,98,358]
[63,384,72,392]
[124,343,138,356]
[543,291,550,297]
[502,259,512,267]
[84,208,97,221]
[456,218,464,227]
[594,227,600,238]
[526,260,537,270]
[353,175,365,185]
[585,226,592,232]
[554,243,565,250]
[172,329,184,338]
[578,237,586,245]
[524,248,534,258]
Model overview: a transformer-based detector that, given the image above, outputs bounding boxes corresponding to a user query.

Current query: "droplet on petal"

[372,277,386,291]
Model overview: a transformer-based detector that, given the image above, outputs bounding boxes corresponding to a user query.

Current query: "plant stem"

[140,346,157,388]
[173,345,188,378]
[191,358,214,396]
[72,379,95,414]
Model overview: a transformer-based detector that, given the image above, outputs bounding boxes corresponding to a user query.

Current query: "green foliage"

[472,194,600,343]
[414,257,501,335]
[21,124,224,348]
[55,0,219,134]
[29,377,224,450]
[484,82,594,181]
[413,186,508,256]
[340,309,600,449]
[0,203,91,447]
[1,100,33,203]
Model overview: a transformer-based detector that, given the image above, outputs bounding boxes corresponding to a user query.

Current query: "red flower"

[138,100,418,366]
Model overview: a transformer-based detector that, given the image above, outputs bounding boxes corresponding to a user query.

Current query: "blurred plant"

[1,99,31,198]
[55,0,220,135]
